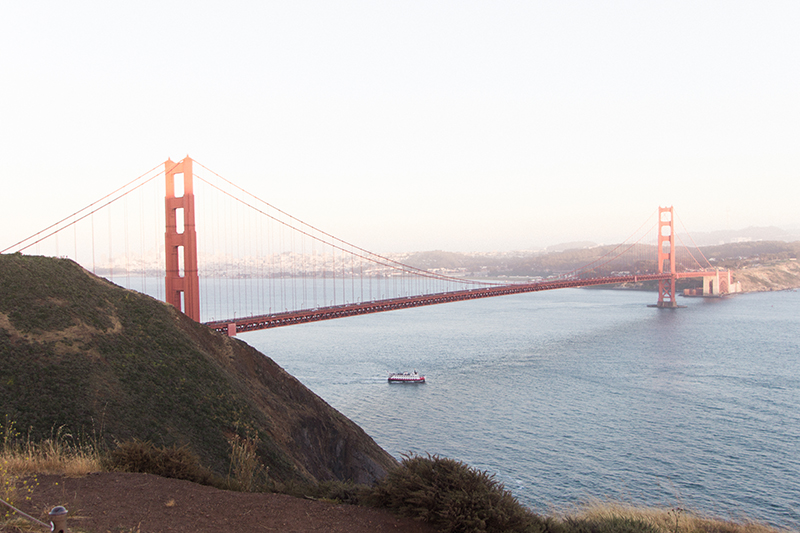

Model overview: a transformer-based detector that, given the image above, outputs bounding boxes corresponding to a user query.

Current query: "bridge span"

[207,271,728,336]
[5,156,737,334]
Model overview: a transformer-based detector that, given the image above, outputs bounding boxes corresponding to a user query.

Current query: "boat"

[388,370,426,383]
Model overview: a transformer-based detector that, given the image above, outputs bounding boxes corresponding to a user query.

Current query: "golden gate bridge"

[2,156,736,335]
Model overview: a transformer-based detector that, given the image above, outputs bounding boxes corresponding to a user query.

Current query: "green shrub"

[106,440,217,486]
[370,453,551,533]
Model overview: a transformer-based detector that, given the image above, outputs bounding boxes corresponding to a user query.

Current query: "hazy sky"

[2,1,798,253]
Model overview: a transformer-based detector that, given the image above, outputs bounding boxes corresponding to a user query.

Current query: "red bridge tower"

[164,157,201,321]
[657,206,677,307]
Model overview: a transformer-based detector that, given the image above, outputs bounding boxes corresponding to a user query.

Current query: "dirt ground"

[3,472,438,533]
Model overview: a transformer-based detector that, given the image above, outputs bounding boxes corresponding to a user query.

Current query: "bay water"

[239,288,799,529]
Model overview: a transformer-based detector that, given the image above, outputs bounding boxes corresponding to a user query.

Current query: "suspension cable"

[560,209,658,278]
[676,213,713,269]
[192,160,500,286]
[192,173,494,287]
[2,162,167,254]
[676,234,708,270]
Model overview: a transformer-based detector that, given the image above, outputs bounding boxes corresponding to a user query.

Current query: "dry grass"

[1,442,101,477]
[227,431,267,492]
[557,499,791,533]
[1,420,102,476]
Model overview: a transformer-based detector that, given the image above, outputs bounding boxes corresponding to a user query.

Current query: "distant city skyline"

[1,2,798,254]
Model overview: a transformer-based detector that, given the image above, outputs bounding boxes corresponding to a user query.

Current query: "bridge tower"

[657,206,677,308]
[164,157,201,321]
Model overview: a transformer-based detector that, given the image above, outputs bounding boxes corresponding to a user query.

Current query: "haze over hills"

[352,226,800,280]
[395,239,800,282]
[71,225,800,281]
[532,226,800,253]
[679,226,800,247]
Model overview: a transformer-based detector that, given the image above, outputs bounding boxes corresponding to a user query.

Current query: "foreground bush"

[105,440,218,487]
[370,453,552,533]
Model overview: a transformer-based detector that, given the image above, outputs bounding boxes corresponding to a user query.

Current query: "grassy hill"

[0,254,396,485]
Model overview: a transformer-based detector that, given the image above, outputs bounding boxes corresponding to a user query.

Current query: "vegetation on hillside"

[370,453,551,533]
[1,440,788,533]
[0,254,396,486]
[0,255,273,476]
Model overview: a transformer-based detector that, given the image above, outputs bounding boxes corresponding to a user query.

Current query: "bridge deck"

[204,272,717,335]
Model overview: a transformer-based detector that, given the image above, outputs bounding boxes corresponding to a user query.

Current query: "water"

[122,276,479,323]
[239,288,800,529]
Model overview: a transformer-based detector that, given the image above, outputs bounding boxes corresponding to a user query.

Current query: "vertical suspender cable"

[108,202,113,282]
[124,193,130,289]
[322,239,327,308]
[332,241,336,306]
[302,234,306,308]
[247,200,253,315]
[91,212,96,274]
[269,211,274,313]
[226,183,233,319]
[259,203,264,314]
[342,244,346,303]
[291,226,297,311]
[351,249,355,303]
[153,175,161,300]
[139,185,146,295]
[279,223,285,311]
[312,237,317,308]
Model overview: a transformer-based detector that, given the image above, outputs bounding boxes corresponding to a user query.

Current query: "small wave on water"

[245,289,800,529]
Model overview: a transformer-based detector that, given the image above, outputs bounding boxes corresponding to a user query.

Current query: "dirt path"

[4,472,437,533]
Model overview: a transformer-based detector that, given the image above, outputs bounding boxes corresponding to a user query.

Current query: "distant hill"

[0,254,396,484]
[545,241,597,253]
[732,260,800,292]
[398,241,800,281]
[682,226,800,246]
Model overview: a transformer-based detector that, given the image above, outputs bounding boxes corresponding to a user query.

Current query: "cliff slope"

[0,254,396,484]
[733,260,800,292]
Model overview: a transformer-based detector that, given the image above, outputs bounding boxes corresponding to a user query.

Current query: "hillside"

[0,254,396,485]
[397,242,800,294]
[732,260,800,292]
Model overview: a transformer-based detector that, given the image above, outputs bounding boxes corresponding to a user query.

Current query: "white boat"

[388,370,425,383]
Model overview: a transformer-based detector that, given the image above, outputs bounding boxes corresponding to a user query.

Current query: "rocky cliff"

[733,260,800,292]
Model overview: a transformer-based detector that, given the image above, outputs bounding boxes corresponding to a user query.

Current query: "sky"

[1,1,799,253]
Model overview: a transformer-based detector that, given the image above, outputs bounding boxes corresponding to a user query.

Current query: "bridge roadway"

[205,272,718,335]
